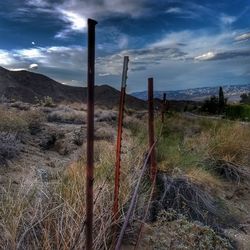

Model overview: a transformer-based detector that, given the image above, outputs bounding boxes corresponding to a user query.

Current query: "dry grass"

[1,109,248,249]
[186,167,223,190]
[0,106,28,134]
[0,118,147,249]
[157,114,250,180]
[141,211,233,250]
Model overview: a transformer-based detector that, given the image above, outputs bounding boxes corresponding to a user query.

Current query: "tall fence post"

[113,56,129,221]
[86,18,97,250]
[161,93,166,123]
[148,78,157,182]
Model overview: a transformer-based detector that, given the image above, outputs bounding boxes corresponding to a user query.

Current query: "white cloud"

[29,63,38,69]
[194,52,216,61]
[0,46,85,72]
[17,48,45,58]
[235,32,250,41]
[0,50,17,66]
[9,68,27,71]
[26,0,48,7]
[165,7,183,14]
[23,0,148,38]
[150,30,242,59]
[55,9,87,38]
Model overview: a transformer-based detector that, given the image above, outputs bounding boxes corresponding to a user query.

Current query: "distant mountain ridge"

[0,66,146,109]
[132,84,250,102]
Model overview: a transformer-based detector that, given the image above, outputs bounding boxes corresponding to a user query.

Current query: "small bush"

[10,101,30,110]
[22,110,46,135]
[144,211,233,249]
[225,104,250,121]
[0,107,28,134]
[152,174,231,227]
[0,132,21,164]
[48,106,86,124]
[35,96,55,107]
[95,109,117,122]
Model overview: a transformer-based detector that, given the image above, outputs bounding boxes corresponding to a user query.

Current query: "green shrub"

[35,96,55,107]
[225,104,250,121]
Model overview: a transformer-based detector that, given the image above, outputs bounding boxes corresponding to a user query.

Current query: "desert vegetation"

[200,87,250,122]
[0,100,250,249]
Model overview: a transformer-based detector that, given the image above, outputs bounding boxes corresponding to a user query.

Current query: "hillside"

[0,67,146,109]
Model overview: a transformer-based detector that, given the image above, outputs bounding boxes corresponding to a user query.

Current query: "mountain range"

[0,66,146,109]
[1,66,249,107]
[132,84,250,102]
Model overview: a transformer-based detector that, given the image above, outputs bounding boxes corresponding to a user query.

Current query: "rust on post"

[86,18,97,250]
[113,56,129,221]
[161,93,166,123]
[148,78,157,182]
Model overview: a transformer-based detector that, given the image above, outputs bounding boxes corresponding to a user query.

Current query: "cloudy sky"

[0,0,250,92]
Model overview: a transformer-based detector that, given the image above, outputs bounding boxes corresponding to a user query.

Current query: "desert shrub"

[95,126,114,141]
[48,106,86,124]
[240,92,250,104]
[95,109,117,122]
[35,96,55,107]
[10,101,30,111]
[0,132,21,164]
[73,127,85,146]
[22,110,46,135]
[225,104,250,121]
[152,174,231,227]
[0,95,9,103]
[144,210,233,249]
[0,107,28,134]
[123,116,146,142]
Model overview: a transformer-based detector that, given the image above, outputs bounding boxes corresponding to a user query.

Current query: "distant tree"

[218,86,226,113]
[240,92,250,104]
[201,96,219,114]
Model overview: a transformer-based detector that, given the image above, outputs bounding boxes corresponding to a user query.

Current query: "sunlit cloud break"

[195,52,216,61]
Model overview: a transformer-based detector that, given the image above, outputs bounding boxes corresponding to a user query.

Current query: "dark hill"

[0,67,146,110]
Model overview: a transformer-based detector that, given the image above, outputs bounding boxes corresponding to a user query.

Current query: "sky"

[0,0,250,92]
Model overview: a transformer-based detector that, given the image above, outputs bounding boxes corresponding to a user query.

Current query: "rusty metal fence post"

[148,78,157,182]
[161,93,166,123]
[113,56,129,221]
[86,18,97,250]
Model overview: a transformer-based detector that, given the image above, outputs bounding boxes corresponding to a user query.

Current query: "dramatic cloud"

[0,0,250,91]
[96,46,187,76]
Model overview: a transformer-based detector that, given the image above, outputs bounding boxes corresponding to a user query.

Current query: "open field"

[0,101,250,249]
